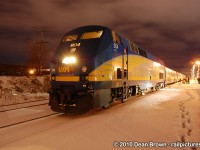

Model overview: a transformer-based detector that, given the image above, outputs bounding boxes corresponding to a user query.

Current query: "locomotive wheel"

[50,95,62,112]
[75,95,94,113]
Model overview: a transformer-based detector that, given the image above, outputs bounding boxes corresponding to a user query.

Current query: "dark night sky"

[1,0,200,76]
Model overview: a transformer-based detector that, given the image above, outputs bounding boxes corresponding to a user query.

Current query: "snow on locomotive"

[49,25,185,113]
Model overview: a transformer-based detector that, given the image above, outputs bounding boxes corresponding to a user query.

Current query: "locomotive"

[49,25,185,113]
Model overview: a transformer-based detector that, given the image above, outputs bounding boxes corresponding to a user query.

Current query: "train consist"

[49,25,185,113]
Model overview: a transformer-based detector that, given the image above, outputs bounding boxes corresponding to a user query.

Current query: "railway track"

[0,112,59,129]
[0,90,161,129]
[0,99,49,112]
[0,100,59,129]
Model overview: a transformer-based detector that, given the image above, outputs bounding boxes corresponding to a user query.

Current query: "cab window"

[62,34,78,42]
[129,41,139,54]
[138,48,147,58]
[81,30,103,39]
[112,31,121,44]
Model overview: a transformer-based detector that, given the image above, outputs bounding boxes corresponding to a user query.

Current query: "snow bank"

[0,76,50,106]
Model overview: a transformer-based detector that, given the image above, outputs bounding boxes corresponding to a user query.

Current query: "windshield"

[81,30,103,39]
[62,30,103,43]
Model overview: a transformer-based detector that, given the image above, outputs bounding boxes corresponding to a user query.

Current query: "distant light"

[62,56,76,64]
[29,69,35,75]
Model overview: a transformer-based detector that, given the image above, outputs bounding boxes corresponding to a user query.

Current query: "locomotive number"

[70,43,81,47]
[113,43,118,51]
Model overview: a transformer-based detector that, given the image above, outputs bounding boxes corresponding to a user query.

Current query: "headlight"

[62,56,76,64]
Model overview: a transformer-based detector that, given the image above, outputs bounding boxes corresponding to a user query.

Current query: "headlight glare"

[62,56,76,64]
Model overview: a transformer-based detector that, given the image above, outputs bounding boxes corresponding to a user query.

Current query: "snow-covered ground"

[0,76,50,108]
[0,82,200,150]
